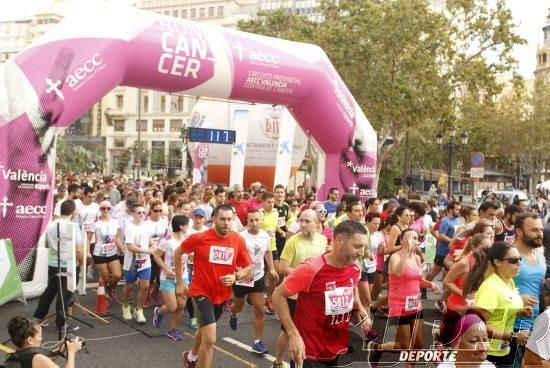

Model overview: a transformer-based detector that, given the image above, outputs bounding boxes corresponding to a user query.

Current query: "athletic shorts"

[389,310,424,325]
[159,278,189,292]
[433,254,447,269]
[272,249,280,261]
[281,298,297,332]
[360,270,375,283]
[232,276,266,298]
[92,254,119,265]
[192,296,224,327]
[124,267,151,283]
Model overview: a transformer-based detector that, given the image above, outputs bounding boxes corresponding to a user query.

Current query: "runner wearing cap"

[175,204,252,368]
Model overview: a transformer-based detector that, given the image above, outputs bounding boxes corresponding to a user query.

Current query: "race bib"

[404,295,421,311]
[235,275,254,287]
[363,258,376,272]
[278,217,286,228]
[103,242,116,254]
[209,245,234,265]
[324,286,354,316]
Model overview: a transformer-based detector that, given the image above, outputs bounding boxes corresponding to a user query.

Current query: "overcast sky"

[0,0,548,78]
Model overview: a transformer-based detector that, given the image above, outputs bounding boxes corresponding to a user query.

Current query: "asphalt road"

[0,283,445,368]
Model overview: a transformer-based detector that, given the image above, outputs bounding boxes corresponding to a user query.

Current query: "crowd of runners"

[7,173,550,367]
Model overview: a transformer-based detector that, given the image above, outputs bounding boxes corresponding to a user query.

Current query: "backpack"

[2,347,54,368]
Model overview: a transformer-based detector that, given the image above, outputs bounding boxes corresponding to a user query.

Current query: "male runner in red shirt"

[175,204,252,368]
[272,220,372,367]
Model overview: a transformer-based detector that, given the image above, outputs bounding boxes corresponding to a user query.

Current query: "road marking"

[223,337,290,367]
[182,332,258,367]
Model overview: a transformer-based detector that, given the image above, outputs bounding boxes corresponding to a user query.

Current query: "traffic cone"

[95,278,109,316]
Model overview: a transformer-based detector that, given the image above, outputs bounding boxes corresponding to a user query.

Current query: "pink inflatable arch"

[0,4,377,265]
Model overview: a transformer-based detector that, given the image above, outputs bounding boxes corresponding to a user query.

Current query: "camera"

[67,335,86,347]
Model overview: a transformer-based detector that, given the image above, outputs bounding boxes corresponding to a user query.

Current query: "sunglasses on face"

[316,209,327,215]
[100,207,111,211]
[501,257,521,264]
[152,209,163,213]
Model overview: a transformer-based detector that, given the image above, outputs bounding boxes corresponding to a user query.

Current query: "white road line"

[223,337,290,367]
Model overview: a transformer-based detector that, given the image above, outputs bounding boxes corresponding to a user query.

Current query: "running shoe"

[264,298,274,315]
[153,306,163,328]
[167,328,183,341]
[435,300,447,313]
[122,305,132,320]
[133,308,146,324]
[189,317,199,330]
[182,351,197,368]
[229,314,239,331]
[251,340,268,354]
[271,363,284,368]
[365,328,380,341]
[366,340,381,368]
[106,287,119,303]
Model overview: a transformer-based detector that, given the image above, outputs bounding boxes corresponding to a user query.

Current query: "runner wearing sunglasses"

[145,199,170,306]
[463,241,532,366]
[92,200,122,301]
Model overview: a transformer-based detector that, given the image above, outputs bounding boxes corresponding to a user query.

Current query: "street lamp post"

[436,129,468,198]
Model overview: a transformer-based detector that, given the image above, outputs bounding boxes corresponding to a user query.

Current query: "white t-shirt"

[158,236,188,281]
[75,202,100,232]
[526,308,550,361]
[144,218,169,247]
[364,231,383,273]
[53,198,82,217]
[93,218,118,257]
[239,229,271,282]
[111,201,127,220]
[185,226,209,237]
[437,359,495,368]
[123,222,152,271]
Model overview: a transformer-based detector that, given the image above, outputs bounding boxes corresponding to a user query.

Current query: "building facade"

[535,9,550,78]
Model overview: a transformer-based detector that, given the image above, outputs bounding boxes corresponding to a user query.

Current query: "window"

[217,6,224,16]
[199,8,205,18]
[208,7,214,17]
[182,9,187,18]
[136,120,147,132]
[160,95,166,112]
[153,119,165,132]
[143,95,149,112]
[114,120,125,132]
[172,9,178,17]
[151,141,166,170]
[168,141,183,176]
[164,10,170,15]
[170,119,182,132]
[190,8,196,18]
[116,95,124,108]
[114,139,125,148]
[171,95,184,112]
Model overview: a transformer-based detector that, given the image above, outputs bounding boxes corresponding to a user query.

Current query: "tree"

[238,0,525,178]
[119,141,150,173]
[56,138,105,174]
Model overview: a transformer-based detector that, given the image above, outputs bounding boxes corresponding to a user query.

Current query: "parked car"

[478,190,528,208]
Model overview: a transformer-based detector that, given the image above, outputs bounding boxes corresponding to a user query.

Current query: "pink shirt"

[388,258,423,317]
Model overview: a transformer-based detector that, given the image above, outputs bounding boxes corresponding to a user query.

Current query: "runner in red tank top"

[272,220,372,367]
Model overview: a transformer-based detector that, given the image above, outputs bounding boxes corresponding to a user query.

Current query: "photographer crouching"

[5,316,82,367]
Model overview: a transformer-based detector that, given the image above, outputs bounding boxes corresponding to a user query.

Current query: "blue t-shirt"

[435,216,461,256]
[513,251,547,330]
[323,200,339,216]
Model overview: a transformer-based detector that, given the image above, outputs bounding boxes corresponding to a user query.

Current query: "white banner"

[229,110,250,187]
[470,167,485,179]
[273,108,296,188]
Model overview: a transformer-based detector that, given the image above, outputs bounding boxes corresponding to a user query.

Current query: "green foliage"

[119,141,150,172]
[238,0,525,176]
[56,138,105,174]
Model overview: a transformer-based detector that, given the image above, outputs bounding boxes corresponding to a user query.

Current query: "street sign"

[471,152,485,168]
[470,167,485,178]
[188,127,236,144]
